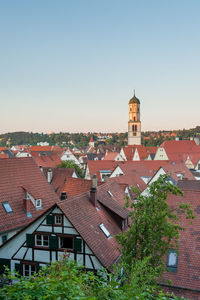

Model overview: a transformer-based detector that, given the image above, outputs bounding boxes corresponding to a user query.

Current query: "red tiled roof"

[161,140,198,152]
[0,158,59,233]
[121,146,136,160]
[86,160,118,181]
[143,160,171,174]
[30,146,62,153]
[60,177,104,198]
[43,168,75,195]
[109,173,147,192]
[145,147,158,154]
[31,152,62,168]
[0,147,8,151]
[162,163,195,181]
[161,188,200,292]
[136,147,149,160]
[104,152,119,160]
[118,161,153,177]
[0,154,8,159]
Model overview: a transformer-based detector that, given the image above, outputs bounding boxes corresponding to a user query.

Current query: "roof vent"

[47,168,53,183]
[60,192,67,200]
[90,174,97,207]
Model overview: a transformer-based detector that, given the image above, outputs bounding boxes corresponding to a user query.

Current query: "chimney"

[24,194,31,213]
[90,174,97,206]
[60,192,67,200]
[47,168,53,183]
[39,166,43,172]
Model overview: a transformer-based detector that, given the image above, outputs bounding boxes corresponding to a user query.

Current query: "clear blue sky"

[1,0,200,133]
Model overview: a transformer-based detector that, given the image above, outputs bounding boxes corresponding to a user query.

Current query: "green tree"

[57,160,84,178]
[0,256,185,299]
[116,175,194,277]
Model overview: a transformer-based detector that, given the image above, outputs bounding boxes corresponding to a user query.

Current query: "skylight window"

[107,190,113,197]
[2,202,13,213]
[99,223,111,238]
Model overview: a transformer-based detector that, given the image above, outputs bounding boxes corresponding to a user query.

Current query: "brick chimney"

[24,195,31,213]
[90,174,97,207]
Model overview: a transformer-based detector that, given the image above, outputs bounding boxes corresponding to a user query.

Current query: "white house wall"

[84,164,91,180]
[132,148,140,161]
[119,148,127,161]
[141,168,166,196]
[154,148,168,160]
[110,166,124,178]
[61,149,81,167]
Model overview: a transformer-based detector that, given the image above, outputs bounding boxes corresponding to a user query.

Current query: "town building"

[128,92,141,146]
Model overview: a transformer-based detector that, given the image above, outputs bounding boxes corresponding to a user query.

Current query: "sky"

[0,0,200,134]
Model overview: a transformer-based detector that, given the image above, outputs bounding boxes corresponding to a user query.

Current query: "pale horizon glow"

[1,0,200,134]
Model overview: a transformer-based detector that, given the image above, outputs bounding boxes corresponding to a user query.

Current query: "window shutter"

[46,215,54,225]
[74,237,82,252]
[0,258,10,275]
[15,263,22,275]
[26,234,34,247]
[49,235,58,250]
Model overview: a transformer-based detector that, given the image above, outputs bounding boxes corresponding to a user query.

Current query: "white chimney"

[47,168,53,183]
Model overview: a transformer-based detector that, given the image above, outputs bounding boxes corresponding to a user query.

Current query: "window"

[1,235,7,244]
[22,263,37,277]
[2,202,13,213]
[99,223,111,238]
[55,215,62,225]
[35,234,49,247]
[36,199,42,209]
[167,249,178,272]
[59,236,73,249]
[107,190,113,197]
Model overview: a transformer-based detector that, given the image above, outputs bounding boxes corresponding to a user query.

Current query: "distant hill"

[0,127,200,148]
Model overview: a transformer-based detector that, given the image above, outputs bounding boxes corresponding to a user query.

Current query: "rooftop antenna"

[134,89,135,96]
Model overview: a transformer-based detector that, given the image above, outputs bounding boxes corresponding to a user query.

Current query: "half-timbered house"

[0,179,129,276]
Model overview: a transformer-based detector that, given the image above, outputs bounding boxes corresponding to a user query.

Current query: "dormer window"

[36,199,42,209]
[99,223,111,238]
[2,202,13,213]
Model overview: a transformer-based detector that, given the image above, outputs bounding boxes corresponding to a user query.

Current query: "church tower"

[128,92,141,145]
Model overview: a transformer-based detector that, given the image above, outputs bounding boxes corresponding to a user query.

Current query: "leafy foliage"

[0,256,186,299]
[57,160,84,178]
[116,175,194,276]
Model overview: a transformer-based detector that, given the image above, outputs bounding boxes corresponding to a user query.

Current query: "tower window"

[134,117,136,121]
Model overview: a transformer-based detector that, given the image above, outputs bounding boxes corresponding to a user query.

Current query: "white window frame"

[36,199,42,209]
[107,190,113,197]
[2,202,13,213]
[55,215,62,225]
[35,234,49,247]
[99,223,111,238]
[22,264,37,277]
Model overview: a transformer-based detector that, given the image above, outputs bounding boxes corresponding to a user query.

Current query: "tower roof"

[129,93,140,104]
